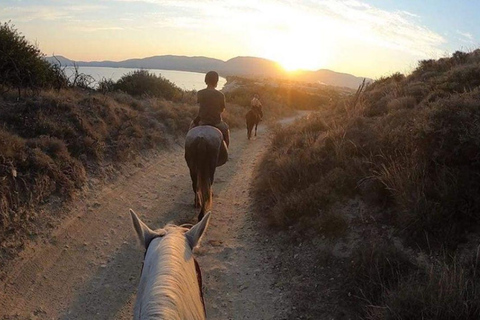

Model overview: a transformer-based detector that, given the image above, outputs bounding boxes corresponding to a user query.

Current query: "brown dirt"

[0,123,290,320]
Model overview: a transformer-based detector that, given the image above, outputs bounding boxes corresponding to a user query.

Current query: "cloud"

[456,30,475,44]
[74,26,125,33]
[19,0,444,59]
[294,0,446,57]
[125,0,446,57]
[0,4,104,22]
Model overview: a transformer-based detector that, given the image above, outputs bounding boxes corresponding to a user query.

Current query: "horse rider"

[250,94,263,120]
[191,71,230,147]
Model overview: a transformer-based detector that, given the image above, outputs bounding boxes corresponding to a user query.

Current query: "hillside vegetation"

[0,23,343,264]
[0,22,67,92]
[0,90,199,253]
[254,49,480,319]
[224,76,348,114]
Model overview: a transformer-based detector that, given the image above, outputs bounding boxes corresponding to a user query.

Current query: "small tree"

[0,21,65,94]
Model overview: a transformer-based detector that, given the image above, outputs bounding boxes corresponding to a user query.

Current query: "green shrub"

[113,69,181,100]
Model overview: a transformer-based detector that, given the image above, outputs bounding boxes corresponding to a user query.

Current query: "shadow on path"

[59,129,257,320]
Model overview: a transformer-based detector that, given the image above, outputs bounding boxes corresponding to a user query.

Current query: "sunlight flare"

[251,6,335,71]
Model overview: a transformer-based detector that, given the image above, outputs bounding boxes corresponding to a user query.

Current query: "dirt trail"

[0,123,288,320]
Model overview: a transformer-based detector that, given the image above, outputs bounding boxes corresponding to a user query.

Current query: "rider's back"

[197,88,225,125]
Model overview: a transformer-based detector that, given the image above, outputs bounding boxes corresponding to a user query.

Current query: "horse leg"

[255,121,258,137]
[189,168,200,208]
[247,123,253,140]
[209,160,216,187]
[199,157,216,222]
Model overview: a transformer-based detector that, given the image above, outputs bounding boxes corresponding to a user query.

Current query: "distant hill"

[222,56,284,77]
[45,55,369,89]
[46,55,224,73]
[289,69,369,89]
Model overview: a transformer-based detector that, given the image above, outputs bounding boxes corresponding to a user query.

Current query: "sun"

[280,57,305,72]
[251,6,334,72]
[278,50,330,72]
[258,26,332,72]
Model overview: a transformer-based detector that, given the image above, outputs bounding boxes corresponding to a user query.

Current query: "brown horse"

[246,107,262,140]
[185,125,227,221]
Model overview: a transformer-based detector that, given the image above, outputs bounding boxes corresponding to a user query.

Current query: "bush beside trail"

[253,49,480,319]
[108,70,182,100]
[0,81,281,265]
[0,89,198,260]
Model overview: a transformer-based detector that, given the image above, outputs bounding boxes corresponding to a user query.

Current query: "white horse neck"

[134,229,205,320]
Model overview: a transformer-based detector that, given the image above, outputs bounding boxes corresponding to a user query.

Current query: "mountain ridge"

[46,55,370,89]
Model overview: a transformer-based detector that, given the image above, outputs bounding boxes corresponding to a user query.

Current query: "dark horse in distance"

[245,107,263,140]
[185,125,228,221]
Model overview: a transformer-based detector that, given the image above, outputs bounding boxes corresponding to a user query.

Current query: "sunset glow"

[1,0,478,78]
[253,11,334,71]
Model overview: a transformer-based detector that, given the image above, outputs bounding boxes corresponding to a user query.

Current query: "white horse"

[130,209,211,320]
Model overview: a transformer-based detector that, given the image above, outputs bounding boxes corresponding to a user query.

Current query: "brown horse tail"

[196,137,212,220]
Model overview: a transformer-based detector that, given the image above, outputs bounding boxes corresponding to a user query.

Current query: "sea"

[64,66,226,91]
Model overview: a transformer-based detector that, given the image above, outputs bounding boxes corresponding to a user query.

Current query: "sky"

[1,0,479,78]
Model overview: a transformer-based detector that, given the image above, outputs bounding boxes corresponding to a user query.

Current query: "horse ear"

[186,212,211,249]
[130,209,157,249]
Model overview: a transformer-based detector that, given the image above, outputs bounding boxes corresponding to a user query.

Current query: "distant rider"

[250,94,263,120]
[192,71,230,147]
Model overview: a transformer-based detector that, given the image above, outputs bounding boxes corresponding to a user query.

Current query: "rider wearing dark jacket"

[193,71,230,147]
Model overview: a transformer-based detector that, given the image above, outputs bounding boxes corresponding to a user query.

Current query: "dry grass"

[0,88,200,253]
[255,50,480,245]
[346,243,480,320]
[0,78,310,259]
[253,49,480,318]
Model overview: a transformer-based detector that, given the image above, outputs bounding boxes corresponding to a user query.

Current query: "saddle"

[188,119,229,167]
[251,106,263,120]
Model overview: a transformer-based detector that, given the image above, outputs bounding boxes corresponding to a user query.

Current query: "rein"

[194,258,206,315]
[140,233,206,316]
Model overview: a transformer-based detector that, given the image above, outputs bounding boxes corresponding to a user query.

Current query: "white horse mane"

[131,210,209,320]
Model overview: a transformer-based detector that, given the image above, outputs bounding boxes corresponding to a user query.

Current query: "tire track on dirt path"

[196,125,287,320]
[0,123,288,320]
